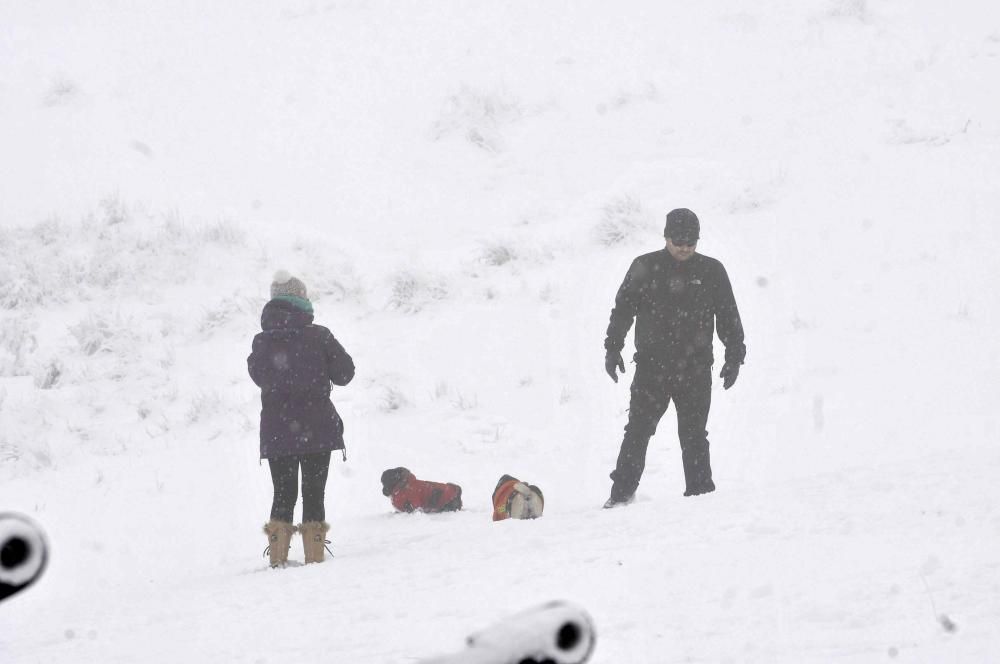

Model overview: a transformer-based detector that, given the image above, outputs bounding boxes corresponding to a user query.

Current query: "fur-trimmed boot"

[299,521,331,564]
[263,520,296,568]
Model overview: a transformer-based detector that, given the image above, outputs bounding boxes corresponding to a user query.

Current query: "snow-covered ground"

[2,1,1000,661]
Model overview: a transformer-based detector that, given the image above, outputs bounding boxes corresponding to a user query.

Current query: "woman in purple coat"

[248,271,355,567]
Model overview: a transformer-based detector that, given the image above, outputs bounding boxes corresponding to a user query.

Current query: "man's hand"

[605,351,626,383]
[720,362,740,390]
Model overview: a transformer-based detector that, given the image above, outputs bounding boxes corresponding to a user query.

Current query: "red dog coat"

[381,467,462,513]
[492,474,544,521]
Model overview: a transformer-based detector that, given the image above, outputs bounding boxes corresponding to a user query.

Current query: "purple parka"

[247,298,355,459]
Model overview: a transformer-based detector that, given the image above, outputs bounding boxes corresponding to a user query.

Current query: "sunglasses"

[669,237,698,248]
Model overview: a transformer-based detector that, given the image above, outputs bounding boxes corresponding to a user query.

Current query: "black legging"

[267,452,332,523]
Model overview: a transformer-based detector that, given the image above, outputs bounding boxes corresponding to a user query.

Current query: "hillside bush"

[388,270,449,313]
[199,294,259,335]
[828,0,869,21]
[0,315,38,376]
[187,390,223,424]
[33,358,63,390]
[479,241,518,267]
[69,312,120,356]
[0,198,250,311]
[289,238,367,305]
[594,194,652,246]
[42,75,80,107]
[200,219,247,247]
[378,385,410,413]
[432,84,523,153]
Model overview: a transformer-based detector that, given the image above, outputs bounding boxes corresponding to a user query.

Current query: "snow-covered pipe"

[419,601,596,664]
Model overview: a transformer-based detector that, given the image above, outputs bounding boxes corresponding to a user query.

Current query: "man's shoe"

[603,492,635,509]
[683,480,716,497]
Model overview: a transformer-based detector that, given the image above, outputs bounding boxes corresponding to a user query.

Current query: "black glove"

[605,351,625,383]
[720,362,740,390]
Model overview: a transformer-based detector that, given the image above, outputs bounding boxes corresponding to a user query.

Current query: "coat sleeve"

[247,333,269,388]
[324,330,356,386]
[713,263,746,365]
[604,258,646,353]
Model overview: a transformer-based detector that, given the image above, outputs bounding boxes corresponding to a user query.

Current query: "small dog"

[492,475,544,521]
[381,467,462,513]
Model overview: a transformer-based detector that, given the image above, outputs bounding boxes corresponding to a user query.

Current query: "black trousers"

[268,452,332,523]
[611,361,714,497]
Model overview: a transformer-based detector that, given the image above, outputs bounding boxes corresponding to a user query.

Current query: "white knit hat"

[270,270,308,299]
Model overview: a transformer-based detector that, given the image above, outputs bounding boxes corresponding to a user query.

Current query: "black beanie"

[664,208,700,240]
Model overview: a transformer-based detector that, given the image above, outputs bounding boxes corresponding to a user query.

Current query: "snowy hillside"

[2,1,1000,661]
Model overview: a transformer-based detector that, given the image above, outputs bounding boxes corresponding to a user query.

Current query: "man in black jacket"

[603,208,745,508]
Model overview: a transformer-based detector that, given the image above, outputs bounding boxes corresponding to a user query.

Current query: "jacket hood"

[261,298,315,332]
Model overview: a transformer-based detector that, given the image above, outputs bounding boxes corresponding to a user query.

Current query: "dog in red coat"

[492,474,544,521]
[381,467,462,513]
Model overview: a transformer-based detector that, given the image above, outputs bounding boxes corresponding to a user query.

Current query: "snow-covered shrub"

[480,241,518,267]
[378,385,410,413]
[480,422,506,445]
[0,256,48,310]
[432,84,523,153]
[594,194,652,247]
[67,310,172,385]
[0,315,38,376]
[0,436,21,465]
[0,395,56,478]
[69,312,118,356]
[828,0,869,21]
[388,270,449,313]
[99,193,130,226]
[187,391,223,424]
[85,244,131,289]
[42,75,80,107]
[157,344,176,371]
[451,391,478,411]
[32,216,64,245]
[308,264,366,305]
[199,294,258,335]
[0,198,248,310]
[201,219,247,247]
[34,358,64,390]
[289,238,367,305]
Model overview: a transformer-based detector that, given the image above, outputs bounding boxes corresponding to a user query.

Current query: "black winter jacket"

[248,298,355,459]
[605,250,746,369]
